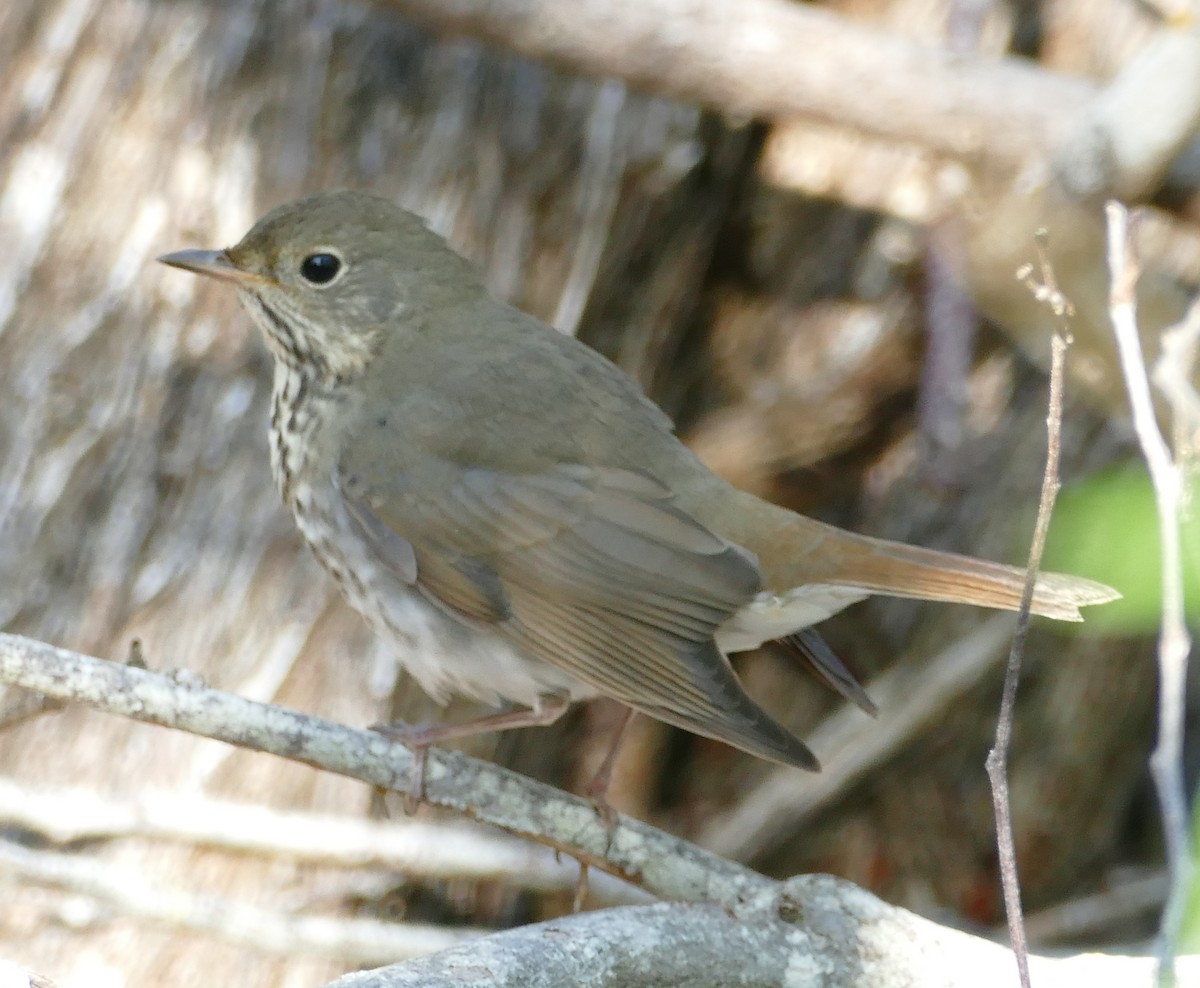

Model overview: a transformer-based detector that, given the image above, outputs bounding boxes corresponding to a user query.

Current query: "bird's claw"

[371,720,433,814]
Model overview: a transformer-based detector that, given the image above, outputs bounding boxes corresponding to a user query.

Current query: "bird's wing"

[340,459,818,768]
[775,629,876,716]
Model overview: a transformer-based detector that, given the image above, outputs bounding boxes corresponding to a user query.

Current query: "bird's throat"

[269,363,343,508]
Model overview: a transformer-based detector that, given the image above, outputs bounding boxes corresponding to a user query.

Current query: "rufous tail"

[736,497,1119,622]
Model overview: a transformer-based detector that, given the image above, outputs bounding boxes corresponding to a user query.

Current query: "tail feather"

[833,539,1119,622]
[737,499,1120,623]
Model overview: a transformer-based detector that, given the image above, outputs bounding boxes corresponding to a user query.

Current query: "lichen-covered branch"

[325,877,1182,988]
[0,632,767,907]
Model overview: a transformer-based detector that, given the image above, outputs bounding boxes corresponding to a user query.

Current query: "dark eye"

[299,252,342,285]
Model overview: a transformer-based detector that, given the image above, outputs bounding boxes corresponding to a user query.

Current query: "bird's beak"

[157,249,272,286]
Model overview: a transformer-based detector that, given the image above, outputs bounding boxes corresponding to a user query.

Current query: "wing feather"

[341,458,818,768]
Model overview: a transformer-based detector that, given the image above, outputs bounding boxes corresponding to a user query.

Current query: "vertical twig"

[1153,295,1200,468]
[985,231,1075,988]
[1104,200,1194,986]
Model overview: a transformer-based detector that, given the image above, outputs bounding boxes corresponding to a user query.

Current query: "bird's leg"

[374,693,571,812]
[572,863,590,914]
[569,707,636,912]
[584,706,635,833]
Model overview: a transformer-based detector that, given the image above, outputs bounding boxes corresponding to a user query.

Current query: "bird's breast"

[268,366,591,707]
[268,365,340,505]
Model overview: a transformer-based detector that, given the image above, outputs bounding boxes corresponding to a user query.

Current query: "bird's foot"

[371,697,573,813]
[584,773,619,838]
[583,706,634,854]
[372,721,437,814]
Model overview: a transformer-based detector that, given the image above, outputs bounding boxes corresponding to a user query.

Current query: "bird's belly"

[716,585,870,653]
[289,480,592,708]
[352,588,592,707]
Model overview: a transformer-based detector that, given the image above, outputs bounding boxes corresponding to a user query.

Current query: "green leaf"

[1041,464,1200,635]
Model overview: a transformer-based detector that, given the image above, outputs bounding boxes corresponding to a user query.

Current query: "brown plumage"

[159,190,1118,773]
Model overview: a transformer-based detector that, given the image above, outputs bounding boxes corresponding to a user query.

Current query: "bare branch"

[0,632,767,907]
[322,878,1191,988]
[983,238,1074,986]
[0,633,1185,985]
[981,339,1063,982]
[1104,200,1194,983]
[383,0,1085,169]
[1056,22,1200,199]
[382,0,1200,195]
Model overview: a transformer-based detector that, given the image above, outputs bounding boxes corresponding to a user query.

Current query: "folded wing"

[342,459,821,769]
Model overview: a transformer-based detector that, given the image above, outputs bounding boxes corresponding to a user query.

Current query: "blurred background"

[0,0,1197,984]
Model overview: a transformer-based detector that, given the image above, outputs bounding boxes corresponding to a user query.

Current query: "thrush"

[160,190,1118,780]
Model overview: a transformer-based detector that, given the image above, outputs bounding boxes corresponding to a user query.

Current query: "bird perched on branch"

[160,190,1117,793]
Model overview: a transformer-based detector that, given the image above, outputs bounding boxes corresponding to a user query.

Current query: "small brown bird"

[160,190,1117,777]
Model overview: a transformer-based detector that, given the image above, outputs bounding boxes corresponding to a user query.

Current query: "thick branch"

[0,634,1181,985]
[0,632,766,907]
[325,878,1184,988]
[383,0,1085,168]
[381,0,1200,195]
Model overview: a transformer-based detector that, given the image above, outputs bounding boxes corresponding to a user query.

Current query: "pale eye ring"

[299,252,342,286]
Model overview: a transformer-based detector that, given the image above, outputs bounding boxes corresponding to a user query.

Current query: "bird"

[159,189,1118,787]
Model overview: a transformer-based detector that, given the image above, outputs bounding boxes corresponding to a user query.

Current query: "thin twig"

[1104,200,1194,987]
[985,231,1074,988]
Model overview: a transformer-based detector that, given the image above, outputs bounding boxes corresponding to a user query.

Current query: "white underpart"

[715,585,871,653]
[290,475,594,707]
